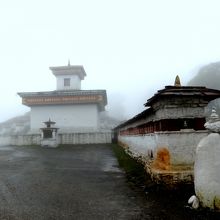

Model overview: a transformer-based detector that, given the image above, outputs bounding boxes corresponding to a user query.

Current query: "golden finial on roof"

[174,75,181,87]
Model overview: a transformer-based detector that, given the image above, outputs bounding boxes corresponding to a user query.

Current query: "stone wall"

[0,132,112,146]
[155,107,205,121]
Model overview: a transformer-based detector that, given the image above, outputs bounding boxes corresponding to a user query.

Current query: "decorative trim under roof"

[18,90,107,111]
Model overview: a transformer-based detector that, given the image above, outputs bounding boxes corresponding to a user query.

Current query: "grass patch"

[111,144,153,188]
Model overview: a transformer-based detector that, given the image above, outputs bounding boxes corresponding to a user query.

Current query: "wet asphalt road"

[0,145,149,220]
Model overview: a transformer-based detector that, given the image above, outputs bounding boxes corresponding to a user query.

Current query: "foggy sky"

[1,0,220,122]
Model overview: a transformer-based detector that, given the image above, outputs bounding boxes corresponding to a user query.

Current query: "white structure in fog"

[194,109,220,210]
[18,63,107,133]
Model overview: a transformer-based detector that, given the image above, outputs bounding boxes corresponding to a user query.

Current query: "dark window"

[64,78,70,86]
[43,130,52,138]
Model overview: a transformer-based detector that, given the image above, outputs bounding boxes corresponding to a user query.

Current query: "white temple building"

[18,63,107,133]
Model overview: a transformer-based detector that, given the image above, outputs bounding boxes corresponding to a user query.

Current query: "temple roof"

[145,86,220,107]
[115,85,220,130]
[49,65,86,80]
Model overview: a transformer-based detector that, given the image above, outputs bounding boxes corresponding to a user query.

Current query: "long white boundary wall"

[0,132,112,146]
[119,130,209,165]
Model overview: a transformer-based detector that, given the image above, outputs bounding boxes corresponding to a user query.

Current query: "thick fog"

[187,62,220,119]
[188,62,220,90]
[1,0,220,123]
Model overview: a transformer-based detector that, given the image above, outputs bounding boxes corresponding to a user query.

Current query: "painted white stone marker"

[194,109,220,210]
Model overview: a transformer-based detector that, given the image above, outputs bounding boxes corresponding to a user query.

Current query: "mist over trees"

[187,61,220,118]
[187,61,220,90]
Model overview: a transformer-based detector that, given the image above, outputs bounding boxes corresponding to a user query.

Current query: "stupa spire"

[174,75,181,87]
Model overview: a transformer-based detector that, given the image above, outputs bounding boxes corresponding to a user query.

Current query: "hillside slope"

[0,111,121,135]
[188,62,220,90]
[187,61,220,117]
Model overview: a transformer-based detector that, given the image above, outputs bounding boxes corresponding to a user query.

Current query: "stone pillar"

[194,109,220,210]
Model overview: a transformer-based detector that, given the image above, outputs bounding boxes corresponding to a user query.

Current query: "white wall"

[118,130,208,166]
[119,134,156,159]
[56,74,81,90]
[30,104,99,132]
[59,132,112,144]
[0,132,112,146]
[155,131,208,165]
